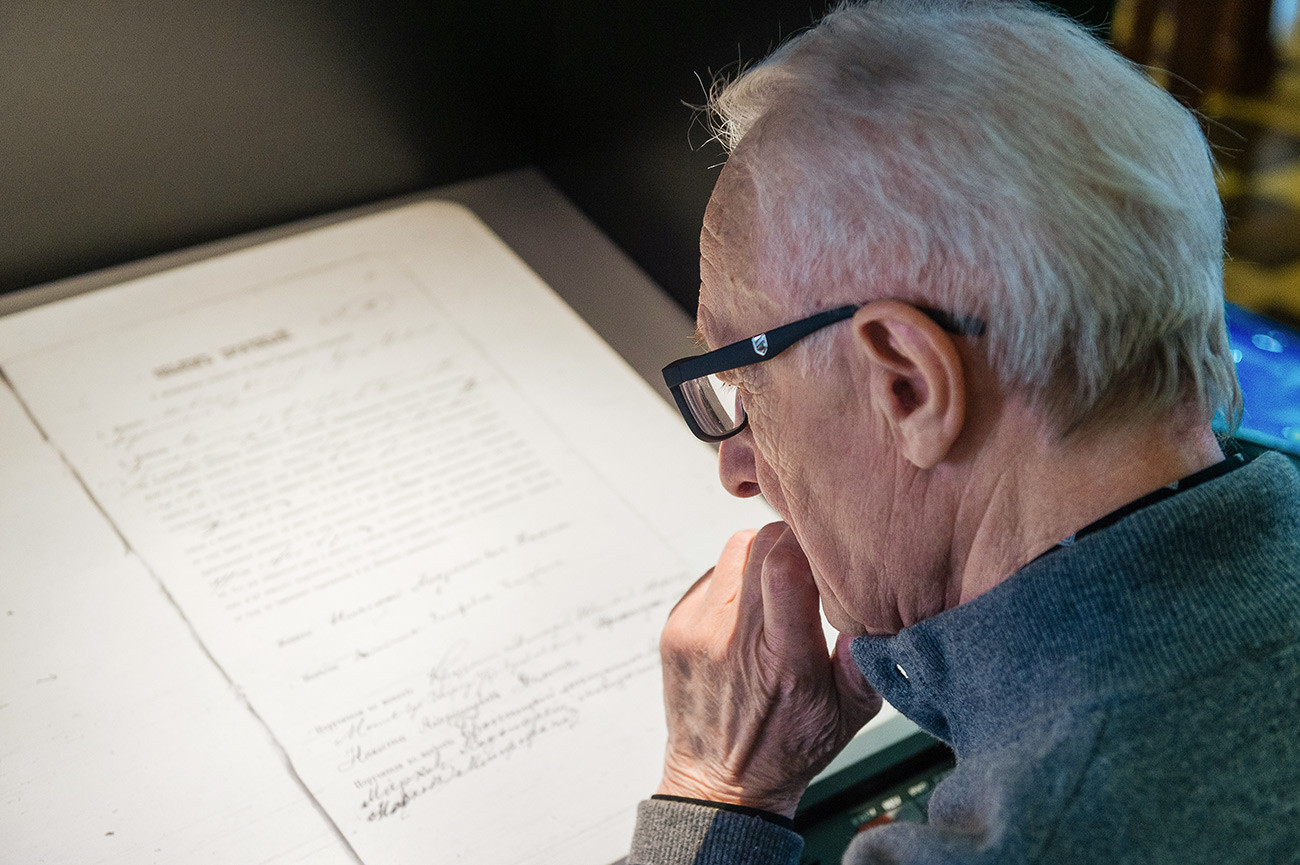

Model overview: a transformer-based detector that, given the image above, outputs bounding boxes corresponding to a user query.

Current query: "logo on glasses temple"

[752,334,769,356]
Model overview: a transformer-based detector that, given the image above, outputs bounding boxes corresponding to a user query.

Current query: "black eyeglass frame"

[661,303,987,442]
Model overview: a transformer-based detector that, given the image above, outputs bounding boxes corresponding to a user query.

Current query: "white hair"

[708,0,1241,433]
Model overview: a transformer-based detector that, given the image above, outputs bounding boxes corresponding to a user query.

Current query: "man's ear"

[852,300,967,469]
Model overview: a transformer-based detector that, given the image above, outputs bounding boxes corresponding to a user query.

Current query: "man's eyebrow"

[692,323,709,351]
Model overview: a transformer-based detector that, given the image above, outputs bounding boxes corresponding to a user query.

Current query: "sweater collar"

[850,452,1300,755]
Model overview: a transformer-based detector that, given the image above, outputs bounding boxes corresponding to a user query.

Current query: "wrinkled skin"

[656,523,881,817]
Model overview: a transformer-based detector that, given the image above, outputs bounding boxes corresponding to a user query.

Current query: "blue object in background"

[1219,302,1300,457]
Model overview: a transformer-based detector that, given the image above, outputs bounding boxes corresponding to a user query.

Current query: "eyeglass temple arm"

[918,306,987,337]
[662,304,985,386]
[662,306,861,386]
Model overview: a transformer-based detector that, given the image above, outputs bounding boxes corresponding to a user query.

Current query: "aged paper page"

[0,381,357,864]
[0,203,778,864]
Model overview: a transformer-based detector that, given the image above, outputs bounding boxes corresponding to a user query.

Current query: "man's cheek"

[749,436,792,511]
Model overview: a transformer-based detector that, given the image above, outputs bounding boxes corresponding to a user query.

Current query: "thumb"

[759,529,823,662]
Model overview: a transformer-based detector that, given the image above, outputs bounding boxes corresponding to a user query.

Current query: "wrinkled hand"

[656,522,882,818]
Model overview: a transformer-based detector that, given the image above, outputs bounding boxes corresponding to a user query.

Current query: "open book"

[0,196,907,863]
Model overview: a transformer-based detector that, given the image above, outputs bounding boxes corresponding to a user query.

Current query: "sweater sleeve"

[628,799,804,865]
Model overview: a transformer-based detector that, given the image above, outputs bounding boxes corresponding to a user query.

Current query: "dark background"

[0,1,1111,312]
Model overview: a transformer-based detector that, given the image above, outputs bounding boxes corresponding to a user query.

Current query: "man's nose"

[718,429,761,498]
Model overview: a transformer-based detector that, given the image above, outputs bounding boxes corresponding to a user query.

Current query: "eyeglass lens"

[681,374,745,437]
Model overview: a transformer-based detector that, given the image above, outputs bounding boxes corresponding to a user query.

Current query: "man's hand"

[656,522,882,818]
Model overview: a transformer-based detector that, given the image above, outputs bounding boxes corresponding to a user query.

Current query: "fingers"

[733,522,788,611]
[758,527,823,662]
[668,566,716,618]
[674,523,783,620]
[662,521,799,676]
[655,523,883,814]
[701,528,760,607]
[663,527,760,649]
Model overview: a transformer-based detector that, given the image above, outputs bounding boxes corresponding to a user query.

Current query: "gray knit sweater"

[628,452,1300,864]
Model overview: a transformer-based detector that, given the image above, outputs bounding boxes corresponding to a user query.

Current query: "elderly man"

[630,2,1300,863]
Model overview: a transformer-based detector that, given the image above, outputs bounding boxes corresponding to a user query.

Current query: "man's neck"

[954,409,1225,605]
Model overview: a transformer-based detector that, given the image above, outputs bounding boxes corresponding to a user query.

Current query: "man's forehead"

[702,159,759,249]
[697,280,792,353]
[698,160,763,350]
[696,261,755,351]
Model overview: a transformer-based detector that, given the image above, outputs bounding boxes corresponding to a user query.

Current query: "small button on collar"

[895,663,910,681]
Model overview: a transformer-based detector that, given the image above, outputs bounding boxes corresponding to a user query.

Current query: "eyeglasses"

[661,303,986,442]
